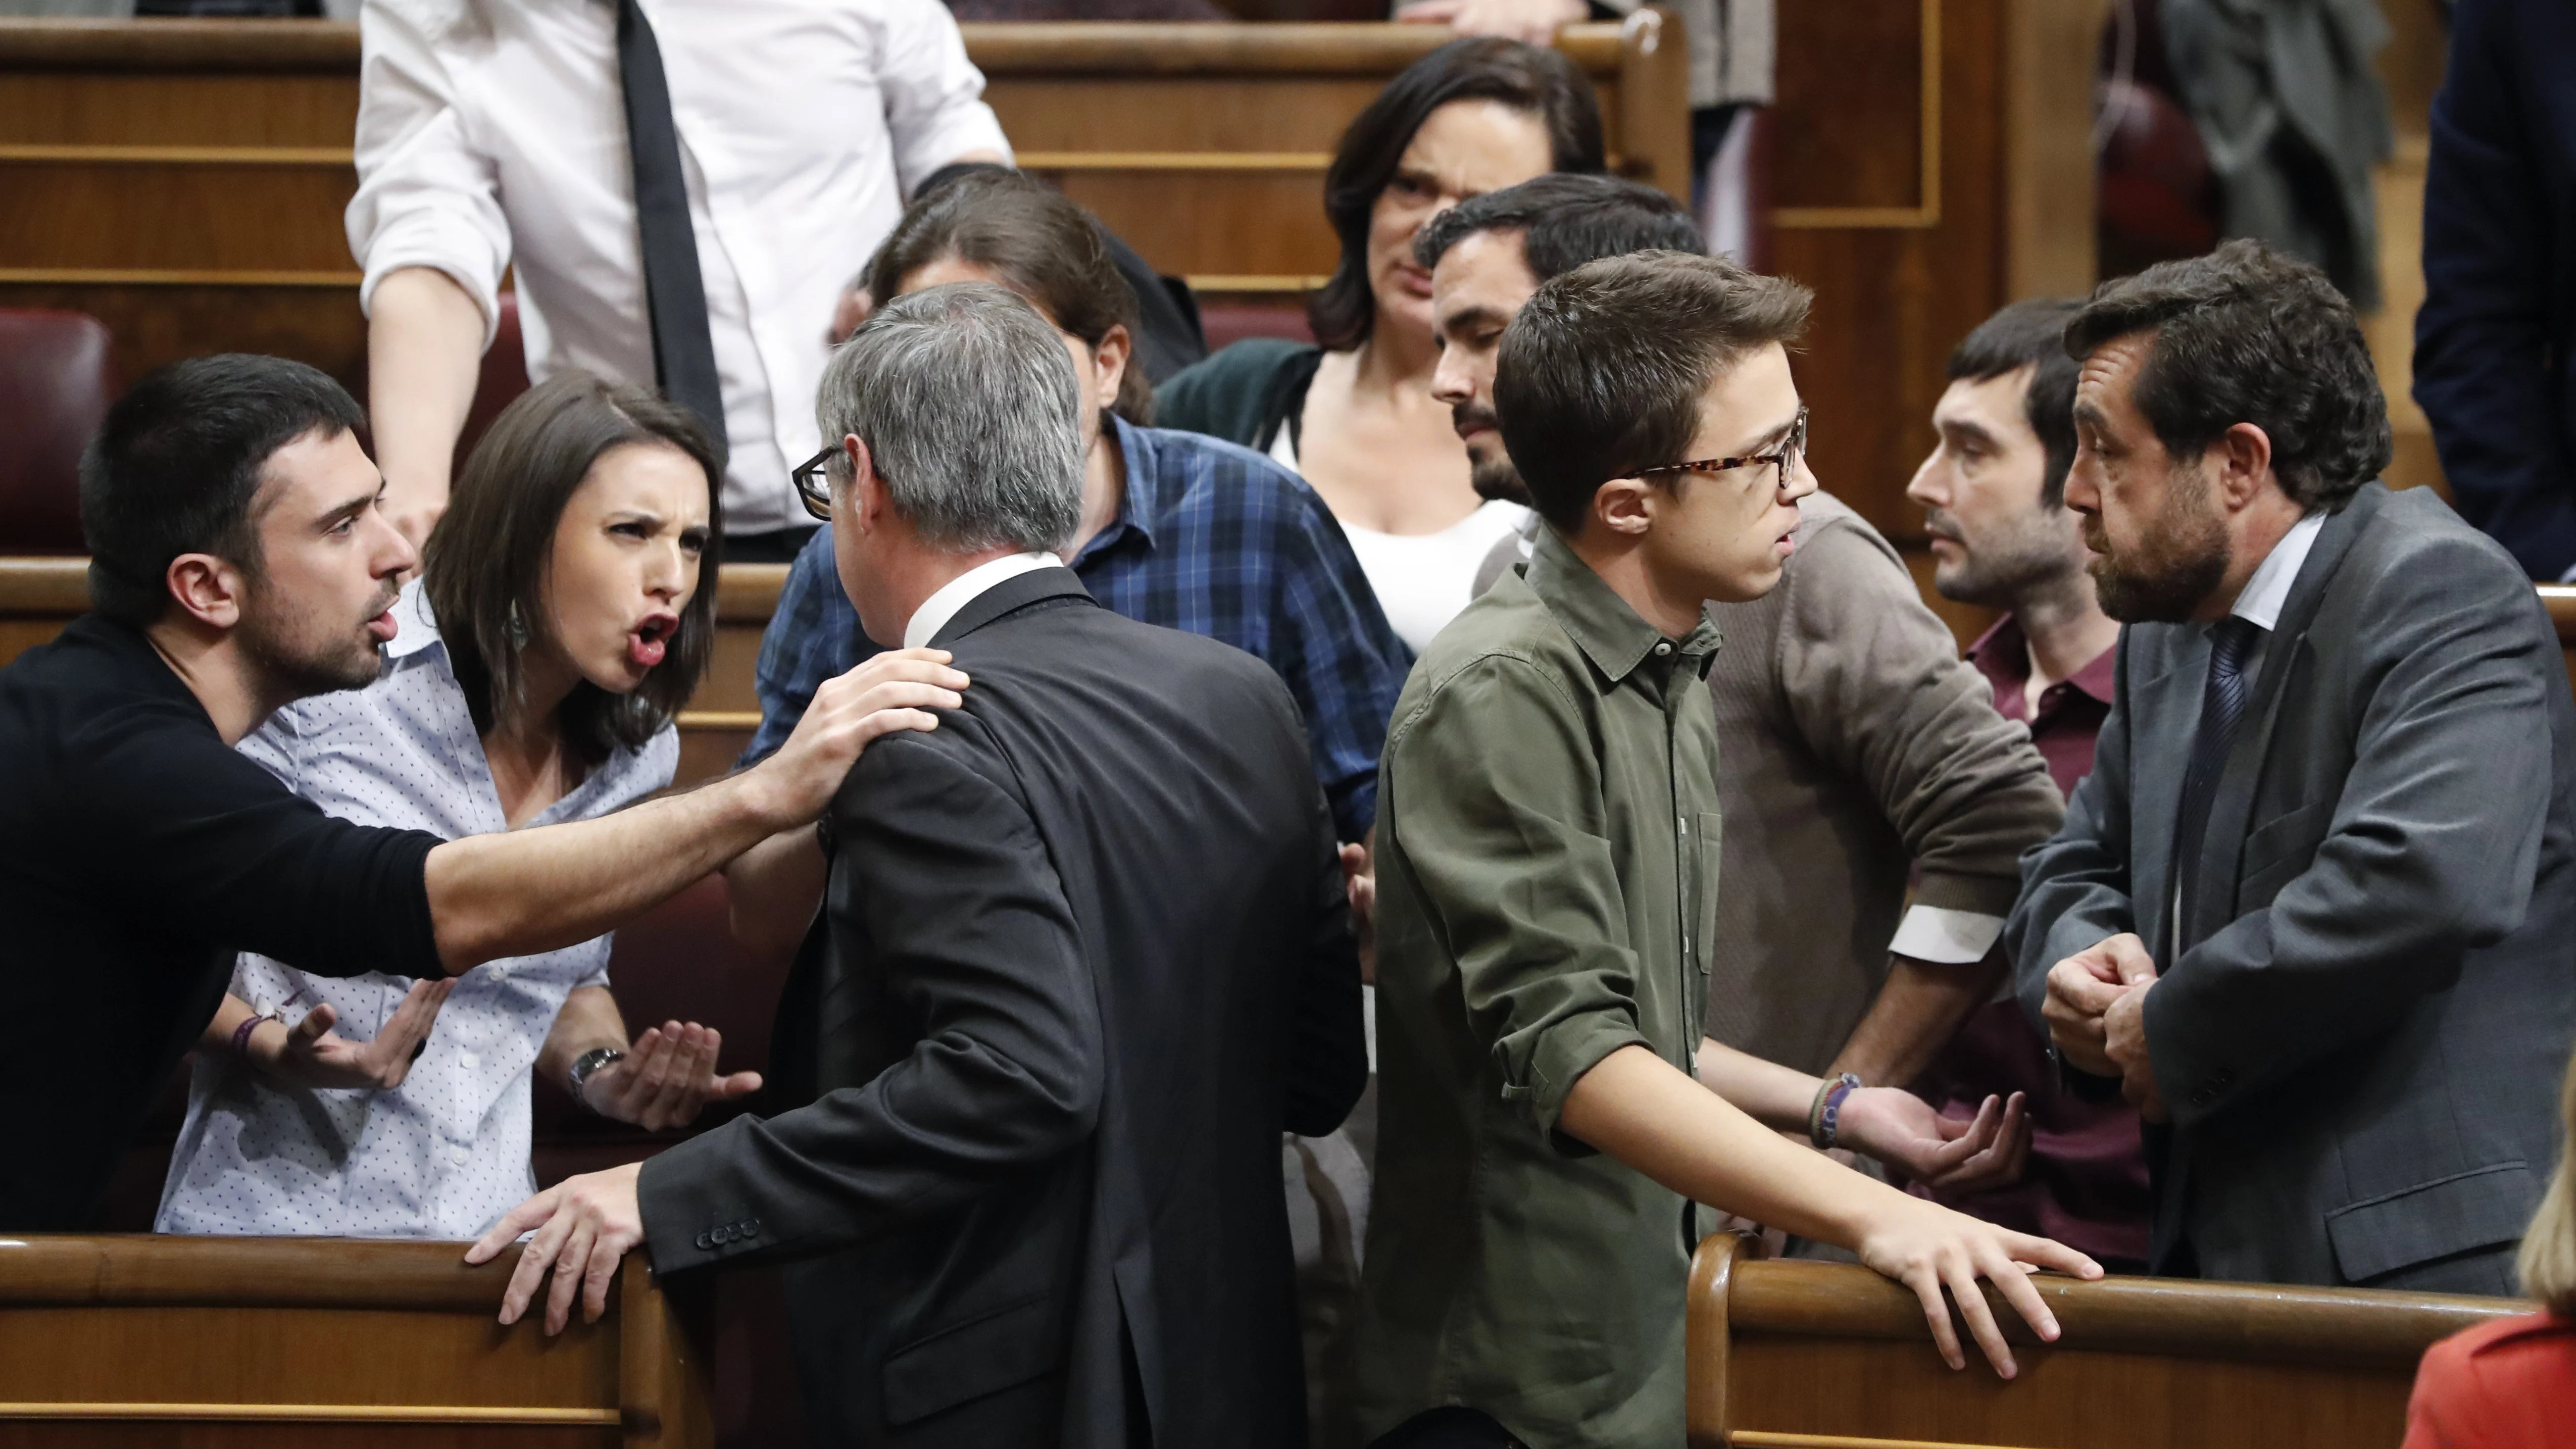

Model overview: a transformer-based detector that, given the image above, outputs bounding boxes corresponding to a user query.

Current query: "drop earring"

[507,602,529,651]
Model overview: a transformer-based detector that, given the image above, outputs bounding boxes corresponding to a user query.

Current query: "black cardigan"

[1151,337,1324,454]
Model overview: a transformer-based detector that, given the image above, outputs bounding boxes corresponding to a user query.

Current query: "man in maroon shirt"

[1903,299,2149,1269]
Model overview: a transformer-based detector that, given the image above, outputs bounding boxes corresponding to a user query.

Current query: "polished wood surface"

[0,1235,708,1447]
[0,16,1686,384]
[1687,1235,2527,1449]
[1774,0,2015,554]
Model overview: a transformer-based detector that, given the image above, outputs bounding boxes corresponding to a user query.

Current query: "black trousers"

[1367,1407,1528,1449]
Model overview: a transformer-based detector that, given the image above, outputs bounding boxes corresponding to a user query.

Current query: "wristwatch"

[567,1046,627,1114]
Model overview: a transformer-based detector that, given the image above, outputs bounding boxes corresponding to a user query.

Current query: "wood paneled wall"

[1768,0,2100,649]
[0,16,1686,390]
[0,1235,710,1447]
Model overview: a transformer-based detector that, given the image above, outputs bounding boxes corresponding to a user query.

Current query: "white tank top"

[1271,427,1533,654]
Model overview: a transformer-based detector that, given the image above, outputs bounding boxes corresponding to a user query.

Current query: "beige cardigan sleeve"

[1765,514,2065,919]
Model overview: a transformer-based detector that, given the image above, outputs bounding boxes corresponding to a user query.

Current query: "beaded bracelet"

[1809,1072,1863,1151]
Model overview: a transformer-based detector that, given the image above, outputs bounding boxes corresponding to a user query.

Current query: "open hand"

[466,1162,645,1335]
[1837,1088,2032,1191]
[1854,1195,2102,1378]
[578,1021,763,1131]
[258,978,457,1090]
[749,648,969,829]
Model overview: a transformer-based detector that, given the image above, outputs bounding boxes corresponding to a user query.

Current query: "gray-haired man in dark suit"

[2012,238,2576,1295]
[471,282,1367,1448]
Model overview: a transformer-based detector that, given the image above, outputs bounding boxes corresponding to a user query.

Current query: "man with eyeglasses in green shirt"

[1353,252,2101,1449]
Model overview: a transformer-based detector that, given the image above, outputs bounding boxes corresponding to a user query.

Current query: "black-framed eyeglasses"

[791,444,837,522]
[1640,405,1808,489]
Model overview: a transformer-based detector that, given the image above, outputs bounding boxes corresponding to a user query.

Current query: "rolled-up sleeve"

[347,0,512,348]
[1384,657,1650,1145]
[875,0,1011,193]
[1774,518,2064,920]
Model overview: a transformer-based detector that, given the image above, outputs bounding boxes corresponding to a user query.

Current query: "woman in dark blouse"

[1157,38,1600,652]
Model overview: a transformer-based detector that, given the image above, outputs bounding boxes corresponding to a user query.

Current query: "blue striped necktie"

[2172,616,2262,942]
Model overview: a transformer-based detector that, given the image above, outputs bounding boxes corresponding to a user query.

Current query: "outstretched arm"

[425,649,964,973]
[1565,1045,2096,1377]
[367,266,483,548]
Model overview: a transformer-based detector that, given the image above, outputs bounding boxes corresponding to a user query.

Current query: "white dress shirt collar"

[903,551,1062,649]
[382,576,445,660]
[2231,510,2327,632]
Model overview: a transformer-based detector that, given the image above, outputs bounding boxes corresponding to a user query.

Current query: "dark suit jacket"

[637,568,1368,1448]
[2009,485,2576,1293]
[2413,0,2576,580]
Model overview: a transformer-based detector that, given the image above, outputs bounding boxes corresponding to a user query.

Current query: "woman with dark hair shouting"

[155,372,956,1240]
[1158,37,1604,654]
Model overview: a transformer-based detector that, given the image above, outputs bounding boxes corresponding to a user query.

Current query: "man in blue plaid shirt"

[745,414,1407,844]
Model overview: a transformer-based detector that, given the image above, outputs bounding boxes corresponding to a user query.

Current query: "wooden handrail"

[0,16,355,70]
[0,17,1632,77]
[1726,1256,2524,1370]
[0,1234,544,1312]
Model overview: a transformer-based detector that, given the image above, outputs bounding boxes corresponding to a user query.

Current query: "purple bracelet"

[231,1010,280,1059]
[1814,1072,1863,1151]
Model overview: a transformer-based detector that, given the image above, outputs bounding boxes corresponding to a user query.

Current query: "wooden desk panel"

[0,1236,708,1449]
[0,17,1686,374]
[1687,1236,2525,1449]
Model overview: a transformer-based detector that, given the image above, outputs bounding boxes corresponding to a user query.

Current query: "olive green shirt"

[1354,529,1722,1448]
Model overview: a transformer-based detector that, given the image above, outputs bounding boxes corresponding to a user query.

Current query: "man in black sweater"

[475,283,1369,1448]
[0,354,963,1229]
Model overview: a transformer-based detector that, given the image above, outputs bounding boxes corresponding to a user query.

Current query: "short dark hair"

[865,168,1154,426]
[1414,173,1702,277]
[1948,297,2084,508]
[2065,238,2391,510]
[1496,252,1813,534]
[424,371,723,768]
[79,354,366,626]
[1310,38,1606,352]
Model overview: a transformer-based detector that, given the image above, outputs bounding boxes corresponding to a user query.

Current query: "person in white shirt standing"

[352,0,1011,561]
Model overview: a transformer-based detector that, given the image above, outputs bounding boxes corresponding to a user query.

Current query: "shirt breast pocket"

[1690,811,1722,979]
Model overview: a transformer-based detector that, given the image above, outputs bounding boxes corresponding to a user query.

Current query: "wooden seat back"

[1686,1234,2527,1449]
[0,1235,710,1447]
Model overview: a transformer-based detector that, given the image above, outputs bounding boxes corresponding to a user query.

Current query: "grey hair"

[815,281,1084,553]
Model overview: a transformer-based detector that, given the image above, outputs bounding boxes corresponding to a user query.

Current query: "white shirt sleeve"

[873,0,1013,194]
[1886,905,2007,965]
[346,0,513,350]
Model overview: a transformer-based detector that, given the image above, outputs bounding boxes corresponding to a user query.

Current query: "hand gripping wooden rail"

[1684,1232,2529,1449]
[0,1234,710,1447]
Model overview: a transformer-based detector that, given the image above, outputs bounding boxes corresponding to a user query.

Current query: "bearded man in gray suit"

[2012,238,2576,1295]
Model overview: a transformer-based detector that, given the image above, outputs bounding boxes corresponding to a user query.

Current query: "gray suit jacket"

[2009,483,2576,1293]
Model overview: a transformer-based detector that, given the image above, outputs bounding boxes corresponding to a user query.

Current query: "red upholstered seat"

[0,309,117,555]
[1197,304,1314,352]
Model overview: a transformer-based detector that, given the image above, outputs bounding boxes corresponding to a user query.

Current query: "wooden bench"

[0,1235,709,1447]
[1686,1234,2527,1449]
